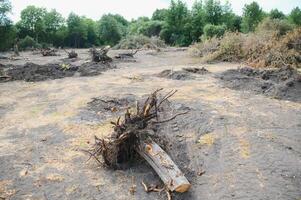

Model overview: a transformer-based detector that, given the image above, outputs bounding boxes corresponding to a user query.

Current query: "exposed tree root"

[86,89,186,169]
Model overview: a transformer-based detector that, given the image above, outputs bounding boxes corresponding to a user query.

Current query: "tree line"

[0,0,300,51]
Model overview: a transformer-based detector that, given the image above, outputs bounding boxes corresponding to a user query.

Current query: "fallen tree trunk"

[137,139,191,192]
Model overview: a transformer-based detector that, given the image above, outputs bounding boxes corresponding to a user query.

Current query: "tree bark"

[137,138,191,193]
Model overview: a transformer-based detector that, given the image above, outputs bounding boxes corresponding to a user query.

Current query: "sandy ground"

[0,49,300,200]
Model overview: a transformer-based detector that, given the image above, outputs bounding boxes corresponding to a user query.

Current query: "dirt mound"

[87,95,136,114]
[157,70,193,80]
[183,67,210,75]
[157,67,209,80]
[79,62,115,76]
[0,62,115,82]
[219,66,301,102]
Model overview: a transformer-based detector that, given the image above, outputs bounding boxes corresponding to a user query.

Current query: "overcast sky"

[9,0,301,22]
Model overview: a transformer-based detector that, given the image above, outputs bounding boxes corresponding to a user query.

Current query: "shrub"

[203,24,226,39]
[216,32,245,62]
[256,18,294,36]
[114,35,166,49]
[189,37,220,57]
[19,36,41,50]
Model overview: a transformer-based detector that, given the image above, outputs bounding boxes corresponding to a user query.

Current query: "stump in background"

[90,46,112,63]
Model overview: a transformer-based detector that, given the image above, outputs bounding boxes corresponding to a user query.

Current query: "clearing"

[0,48,300,200]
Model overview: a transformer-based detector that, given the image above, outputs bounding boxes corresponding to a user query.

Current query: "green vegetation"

[19,35,41,49]
[115,35,166,49]
[0,0,15,51]
[203,24,226,39]
[0,0,300,51]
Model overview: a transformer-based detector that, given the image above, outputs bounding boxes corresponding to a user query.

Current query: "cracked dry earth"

[0,49,300,200]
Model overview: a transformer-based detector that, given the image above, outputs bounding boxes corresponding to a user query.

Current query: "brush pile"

[190,24,301,68]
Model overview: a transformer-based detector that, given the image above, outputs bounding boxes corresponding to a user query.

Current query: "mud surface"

[219,66,301,102]
[0,49,300,200]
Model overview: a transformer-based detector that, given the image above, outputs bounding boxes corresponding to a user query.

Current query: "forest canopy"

[0,0,300,51]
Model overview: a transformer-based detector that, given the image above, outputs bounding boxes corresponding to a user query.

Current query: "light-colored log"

[137,139,191,193]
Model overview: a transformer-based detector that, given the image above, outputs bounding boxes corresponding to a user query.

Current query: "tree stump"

[90,46,112,63]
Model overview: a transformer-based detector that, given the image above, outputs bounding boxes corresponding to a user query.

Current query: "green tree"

[17,5,47,42]
[160,0,191,46]
[83,17,98,46]
[128,18,163,37]
[152,9,168,21]
[203,24,226,39]
[288,7,301,26]
[67,13,87,48]
[141,20,164,37]
[0,0,11,26]
[53,26,68,47]
[220,2,240,31]
[203,0,223,25]
[98,14,122,46]
[241,2,264,32]
[269,9,285,19]
[0,0,15,51]
[128,17,150,35]
[190,0,205,42]
[43,9,64,44]
[109,14,128,36]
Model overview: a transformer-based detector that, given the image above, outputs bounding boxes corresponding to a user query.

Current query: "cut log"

[137,138,191,193]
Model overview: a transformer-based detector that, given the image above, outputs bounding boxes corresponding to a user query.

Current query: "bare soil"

[219,66,301,102]
[157,67,209,80]
[0,50,117,82]
[0,49,300,200]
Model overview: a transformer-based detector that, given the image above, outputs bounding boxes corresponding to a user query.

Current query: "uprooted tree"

[86,89,191,194]
[90,46,112,63]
